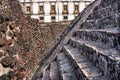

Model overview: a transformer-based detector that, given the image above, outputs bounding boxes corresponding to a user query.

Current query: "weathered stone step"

[36,78,42,80]
[77,27,120,34]
[70,37,120,61]
[69,37,120,79]
[72,28,120,48]
[88,2,120,20]
[50,61,61,80]
[63,45,111,80]
[57,52,78,80]
[94,0,120,11]
[81,13,120,29]
[42,69,50,80]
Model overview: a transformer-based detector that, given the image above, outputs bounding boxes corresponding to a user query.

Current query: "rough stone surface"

[0,0,69,79]
[33,0,120,80]
[1,0,120,80]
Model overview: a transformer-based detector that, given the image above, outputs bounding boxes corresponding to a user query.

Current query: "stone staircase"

[32,0,120,80]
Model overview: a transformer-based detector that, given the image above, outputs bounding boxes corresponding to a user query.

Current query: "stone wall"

[0,0,69,79]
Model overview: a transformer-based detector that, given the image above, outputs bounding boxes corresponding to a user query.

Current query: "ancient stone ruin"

[0,0,68,80]
[33,0,120,80]
[0,0,120,80]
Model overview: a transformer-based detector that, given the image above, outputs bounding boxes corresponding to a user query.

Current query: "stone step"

[88,2,120,20]
[50,61,61,80]
[81,13,120,29]
[36,78,42,80]
[95,0,120,11]
[72,28,120,48]
[42,69,50,80]
[70,37,120,62]
[63,45,111,80]
[57,52,78,80]
[69,37,120,79]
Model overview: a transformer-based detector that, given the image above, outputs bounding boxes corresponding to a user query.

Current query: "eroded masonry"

[0,0,68,80]
[33,0,120,80]
[0,0,120,80]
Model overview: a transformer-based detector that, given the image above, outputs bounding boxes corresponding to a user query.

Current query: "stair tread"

[57,53,77,80]
[42,70,50,80]
[61,73,78,80]
[92,5,112,14]
[85,13,119,22]
[64,45,103,79]
[50,61,60,80]
[71,37,120,61]
[78,27,120,34]
[85,16,118,24]
[89,3,119,20]
[93,76,111,80]
[81,13,120,29]
[36,78,42,80]
[57,53,74,73]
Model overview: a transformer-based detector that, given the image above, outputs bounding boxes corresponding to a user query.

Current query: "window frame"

[39,5,44,14]
[74,4,79,14]
[63,16,68,20]
[50,5,56,14]
[26,6,31,13]
[62,5,68,14]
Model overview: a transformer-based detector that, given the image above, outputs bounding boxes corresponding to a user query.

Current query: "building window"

[74,5,79,14]
[51,16,56,22]
[39,5,44,14]
[50,5,56,14]
[62,5,68,14]
[26,6,31,14]
[40,17,44,20]
[63,16,68,20]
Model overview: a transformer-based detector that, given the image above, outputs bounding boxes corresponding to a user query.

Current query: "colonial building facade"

[19,0,94,22]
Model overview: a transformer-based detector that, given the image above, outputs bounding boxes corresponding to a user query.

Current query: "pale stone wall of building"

[19,0,94,22]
